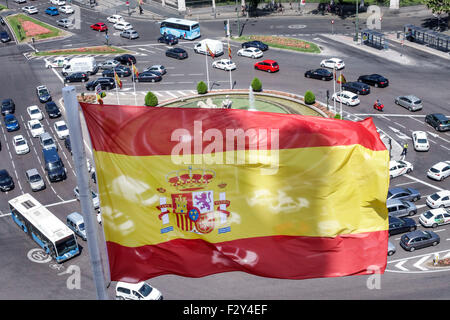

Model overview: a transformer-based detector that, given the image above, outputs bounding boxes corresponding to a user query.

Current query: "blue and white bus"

[9,193,80,263]
[160,18,201,40]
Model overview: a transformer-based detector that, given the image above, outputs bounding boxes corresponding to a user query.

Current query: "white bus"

[9,193,80,263]
[159,18,201,40]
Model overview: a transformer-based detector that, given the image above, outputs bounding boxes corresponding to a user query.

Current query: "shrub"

[197,81,208,94]
[145,91,158,107]
[334,114,342,119]
[304,90,315,105]
[251,77,262,92]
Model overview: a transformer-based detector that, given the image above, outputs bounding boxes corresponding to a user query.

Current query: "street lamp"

[354,0,359,42]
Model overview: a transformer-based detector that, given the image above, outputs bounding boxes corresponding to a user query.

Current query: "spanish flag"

[132,64,139,78]
[206,44,215,59]
[228,43,232,59]
[80,103,389,282]
[114,70,122,89]
[337,73,346,84]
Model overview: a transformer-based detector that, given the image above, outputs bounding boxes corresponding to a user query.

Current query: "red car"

[254,60,279,73]
[90,22,108,32]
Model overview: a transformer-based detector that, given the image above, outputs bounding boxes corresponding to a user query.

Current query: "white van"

[67,212,87,241]
[116,281,163,300]
[194,39,223,57]
[62,57,98,76]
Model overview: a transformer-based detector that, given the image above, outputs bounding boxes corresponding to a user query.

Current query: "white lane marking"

[394,260,408,271]
[44,198,78,208]
[404,174,445,192]
[412,256,430,271]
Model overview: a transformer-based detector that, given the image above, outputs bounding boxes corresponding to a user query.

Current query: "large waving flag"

[114,70,122,89]
[80,103,389,282]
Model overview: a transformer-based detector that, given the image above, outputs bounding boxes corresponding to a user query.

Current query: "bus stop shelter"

[404,24,450,52]
[361,30,388,50]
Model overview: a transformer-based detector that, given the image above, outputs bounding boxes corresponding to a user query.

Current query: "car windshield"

[430,167,440,173]
[31,109,39,114]
[272,62,278,66]
[55,235,77,256]
[417,139,427,143]
[31,123,41,129]
[79,223,85,230]
[0,174,11,183]
[48,160,62,169]
[16,140,26,146]
[423,211,433,219]
[29,174,41,182]
[6,118,17,124]
[138,283,153,297]
[58,124,68,131]
[387,191,393,198]
[43,139,54,146]
[39,89,49,95]
[414,100,422,104]
[430,193,440,200]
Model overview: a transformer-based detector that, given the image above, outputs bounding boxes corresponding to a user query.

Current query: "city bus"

[159,18,201,40]
[9,193,80,263]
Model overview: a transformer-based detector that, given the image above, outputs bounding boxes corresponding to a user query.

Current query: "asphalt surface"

[0,1,449,300]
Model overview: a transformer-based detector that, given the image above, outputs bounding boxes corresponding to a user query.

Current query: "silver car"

[387,199,417,218]
[57,18,73,28]
[120,29,139,40]
[394,95,423,111]
[26,168,46,191]
[143,65,166,75]
[388,241,396,256]
[99,59,121,70]
[39,132,57,151]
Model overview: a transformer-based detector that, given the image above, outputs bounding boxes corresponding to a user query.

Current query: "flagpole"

[114,71,120,105]
[339,69,342,118]
[62,86,109,300]
[228,40,232,89]
[333,68,336,114]
[205,50,210,91]
[131,62,138,106]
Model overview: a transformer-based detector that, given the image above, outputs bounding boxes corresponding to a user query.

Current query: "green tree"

[145,91,158,107]
[423,0,450,28]
[304,90,315,105]
[251,77,262,92]
[197,81,208,94]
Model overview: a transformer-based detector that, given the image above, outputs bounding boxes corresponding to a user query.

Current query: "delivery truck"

[61,57,99,76]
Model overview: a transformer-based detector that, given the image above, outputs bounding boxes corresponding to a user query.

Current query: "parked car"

[0,169,14,192]
[419,208,450,228]
[158,33,178,45]
[99,59,121,70]
[57,18,73,28]
[1,98,15,115]
[114,54,136,65]
[22,6,39,14]
[357,74,389,87]
[134,71,162,83]
[26,168,45,192]
[143,65,166,75]
[241,40,268,51]
[0,31,11,43]
[90,22,108,32]
[14,0,26,3]
[36,85,52,103]
[389,160,413,178]
[120,29,139,40]
[212,59,236,71]
[237,47,263,59]
[387,187,421,202]
[27,119,45,138]
[387,199,417,218]
[102,66,131,78]
[400,230,439,252]
[426,190,450,208]
[13,135,30,155]
[304,68,333,80]
[331,91,360,106]
[341,81,370,95]
[27,105,44,120]
[320,57,345,70]
[425,113,450,132]
[4,114,19,132]
[107,15,124,24]
[65,72,89,83]
[427,161,450,181]
[114,21,133,31]
[254,60,279,73]
[388,216,417,236]
[387,241,396,256]
[394,95,423,111]
[411,131,429,151]
[165,48,188,60]
[59,5,74,14]
[73,186,100,209]
[54,120,69,140]
[115,281,163,300]
[86,78,116,91]
[45,7,59,16]
[44,101,61,118]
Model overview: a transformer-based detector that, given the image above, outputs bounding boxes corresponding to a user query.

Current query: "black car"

[36,85,52,103]
[158,34,178,45]
[304,68,333,81]
[357,74,389,88]
[1,98,15,115]
[0,16,5,26]
[0,169,14,192]
[64,72,89,83]
[425,113,450,132]
[86,77,116,91]
[45,101,61,118]
[0,31,11,43]
[389,216,417,236]
[102,66,131,78]
[166,47,188,60]
[341,81,371,95]
[64,136,72,155]
[114,54,136,66]
[134,71,162,83]
[242,40,269,51]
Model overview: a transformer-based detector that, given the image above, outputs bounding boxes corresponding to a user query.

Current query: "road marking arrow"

[395,260,408,271]
[413,256,430,271]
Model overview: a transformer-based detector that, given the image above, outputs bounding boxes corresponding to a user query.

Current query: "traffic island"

[6,14,68,44]
[232,35,321,54]
[33,46,130,57]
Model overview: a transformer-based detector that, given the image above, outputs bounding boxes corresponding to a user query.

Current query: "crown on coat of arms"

[166,166,216,191]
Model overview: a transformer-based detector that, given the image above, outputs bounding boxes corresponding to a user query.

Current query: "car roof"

[386,199,404,206]
[116,281,147,290]
[432,162,450,169]
[434,190,450,197]
[413,131,427,138]
[67,212,84,223]
[406,230,430,238]
[389,187,407,194]
[403,95,420,100]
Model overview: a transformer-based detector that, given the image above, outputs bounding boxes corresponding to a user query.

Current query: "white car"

[237,47,263,59]
[73,187,100,209]
[59,5,74,14]
[331,91,360,106]
[107,15,124,24]
[27,119,45,138]
[27,105,44,121]
[389,160,413,179]
[320,58,345,70]
[419,208,450,228]
[115,281,163,300]
[114,21,133,31]
[411,131,430,151]
[426,190,450,209]
[427,161,450,181]
[13,135,30,155]
[51,0,66,5]
[22,6,39,14]
[212,59,236,71]
[14,0,26,3]
[45,56,70,68]
[54,120,69,139]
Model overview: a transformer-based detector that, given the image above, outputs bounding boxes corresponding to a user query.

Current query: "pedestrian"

[139,5,143,14]
[401,142,408,158]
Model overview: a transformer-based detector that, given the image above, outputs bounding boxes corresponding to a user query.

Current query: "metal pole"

[205,51,210,91]
[333,69,336,113]
[236,0,240,37]
[131,62,138,106]
[339,69,342,119]
[62,86,109,300]
[355,0,359,42]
